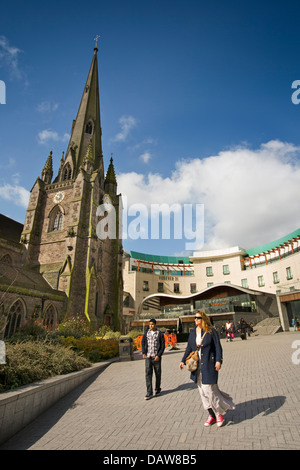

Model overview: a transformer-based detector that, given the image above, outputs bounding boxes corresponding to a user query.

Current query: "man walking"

[142,318,165,400]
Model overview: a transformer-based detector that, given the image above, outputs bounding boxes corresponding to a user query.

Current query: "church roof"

[0,214,23,243]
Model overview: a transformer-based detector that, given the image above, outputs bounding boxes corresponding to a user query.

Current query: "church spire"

[104,156,117,194]
[41,151,53,184]
[64,42,103,178]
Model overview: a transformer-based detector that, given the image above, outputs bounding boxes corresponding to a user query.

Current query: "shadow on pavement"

[225,395,286,425]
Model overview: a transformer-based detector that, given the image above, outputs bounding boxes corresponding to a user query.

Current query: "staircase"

[254,317,282,335]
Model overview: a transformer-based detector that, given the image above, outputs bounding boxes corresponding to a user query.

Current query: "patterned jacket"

[142,328,165,358]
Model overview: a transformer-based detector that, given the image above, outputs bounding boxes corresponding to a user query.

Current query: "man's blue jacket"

[181,327,223,385]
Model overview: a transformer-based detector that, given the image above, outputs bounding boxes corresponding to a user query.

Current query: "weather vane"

[94,35,100,48]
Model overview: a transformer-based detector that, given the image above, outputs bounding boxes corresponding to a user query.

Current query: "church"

[0,44,123,338]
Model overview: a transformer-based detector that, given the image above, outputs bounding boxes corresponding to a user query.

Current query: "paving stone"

[1,331,300,451]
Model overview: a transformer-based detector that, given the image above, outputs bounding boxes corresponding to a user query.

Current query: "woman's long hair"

[196,310,212,334]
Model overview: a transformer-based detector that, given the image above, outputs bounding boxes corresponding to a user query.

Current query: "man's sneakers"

[204,415,216,426]
[145,389,162,399]
[204,413,225,427]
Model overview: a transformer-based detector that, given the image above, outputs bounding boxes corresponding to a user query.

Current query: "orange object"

[135,335,143,350]
[164,333,177,348]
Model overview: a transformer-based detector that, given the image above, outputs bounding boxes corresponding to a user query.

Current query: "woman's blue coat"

[181,327,223,385]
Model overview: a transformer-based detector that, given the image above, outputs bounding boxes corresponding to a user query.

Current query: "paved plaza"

[1,331,300,451]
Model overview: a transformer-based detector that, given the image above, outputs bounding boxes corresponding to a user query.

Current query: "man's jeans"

[145,357,162,395]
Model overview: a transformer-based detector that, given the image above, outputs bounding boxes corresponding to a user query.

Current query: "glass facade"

[286,300,300,327]
[194,293,256,314]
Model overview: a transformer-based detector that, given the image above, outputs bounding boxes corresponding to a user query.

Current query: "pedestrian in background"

[179,311,235,427]
[142,318,165,400]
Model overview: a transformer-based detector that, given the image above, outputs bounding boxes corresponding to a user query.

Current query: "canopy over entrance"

[138,283,264,315]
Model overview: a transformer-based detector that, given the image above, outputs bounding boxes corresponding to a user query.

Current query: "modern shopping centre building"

[122,227,300,333]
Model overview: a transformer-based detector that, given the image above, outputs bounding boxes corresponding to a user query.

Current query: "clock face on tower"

[103,194,112,212]
[53,191,64,204]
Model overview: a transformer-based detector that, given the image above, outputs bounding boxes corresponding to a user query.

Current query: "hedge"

[60,336,119,362]
[0,340,91,393]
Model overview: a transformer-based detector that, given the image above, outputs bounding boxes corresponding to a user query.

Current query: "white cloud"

[0,35,23,80]
[112,115,137,142]
[117,140,300,251]
[37,129,70,145]
[0,183,30,208]
[36,101,59,113]
[140,152,151,163]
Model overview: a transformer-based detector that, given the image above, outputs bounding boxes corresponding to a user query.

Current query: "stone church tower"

[20,45,123,330]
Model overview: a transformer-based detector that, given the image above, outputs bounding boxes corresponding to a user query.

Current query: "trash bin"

[119,336,134,361]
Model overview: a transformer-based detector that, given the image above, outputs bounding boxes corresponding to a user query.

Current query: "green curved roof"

[129,251,192,264]
[130,228,300,261]
[245,227,300,257]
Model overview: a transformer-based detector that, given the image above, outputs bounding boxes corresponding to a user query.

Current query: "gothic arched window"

[63,163,72,180]
[4,300,24,338]
[0,254,12,265]
[49,207,63,232]
[43,305,56,329]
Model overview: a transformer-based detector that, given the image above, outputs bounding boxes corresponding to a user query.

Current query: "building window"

[258,275,265,287]
[174,283,180,293]
[206,266,213,277]
[49,207,63,232]
[158,282,164,292]
[63,163,72,180]
[223,264,230,275]
[43,305,56,329]
[207,282,213,287]
[4,300,24,338]
[143,281,149,291]
[241,278,248,289]
[190,283,197,293]
[54,213,63,231]
[273,272,279,284]
[286,267,293,280]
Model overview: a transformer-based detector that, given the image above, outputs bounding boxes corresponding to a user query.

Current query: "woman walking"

[179,311,235,427]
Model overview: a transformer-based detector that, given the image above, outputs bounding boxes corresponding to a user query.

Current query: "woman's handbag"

[185,333,206,372]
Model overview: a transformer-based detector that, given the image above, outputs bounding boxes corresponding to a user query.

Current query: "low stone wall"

[0,358,118,445]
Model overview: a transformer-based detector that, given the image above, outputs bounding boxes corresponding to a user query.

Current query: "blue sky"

[1,0,300,256]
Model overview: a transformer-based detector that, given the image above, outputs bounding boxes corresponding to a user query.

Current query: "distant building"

[123,228,300,332]
[0,46,123,338]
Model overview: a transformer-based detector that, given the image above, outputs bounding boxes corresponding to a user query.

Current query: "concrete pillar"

[276,295,290,331]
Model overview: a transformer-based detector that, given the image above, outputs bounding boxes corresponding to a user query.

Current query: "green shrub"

[9,317,50,342]
[103,330,121,340]
[56,316,90,338]
[60,336,119,362]
[94,325,112,337]
[0,340,91,393]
